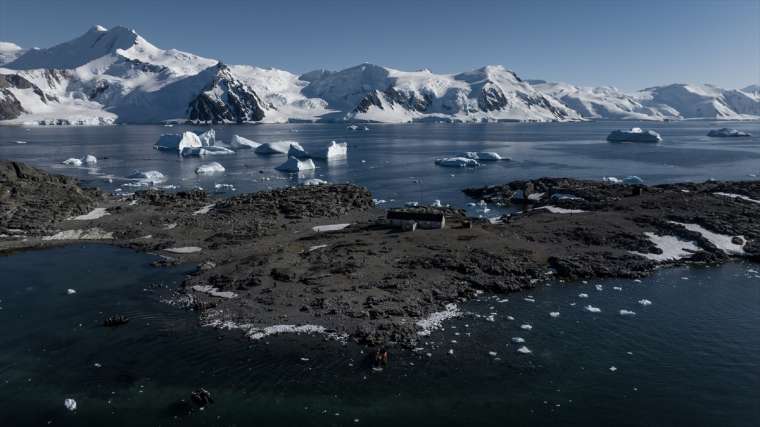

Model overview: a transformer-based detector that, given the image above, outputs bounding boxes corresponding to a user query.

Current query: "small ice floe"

[669,222,745,255]
[434,157,480,168]
[511,337,526,343]
[214,183,236,192]
[93,363,102,368]
[347,124,360,130]
[488,351,498,357]
[535,206,586,214]
[66,289,77,295]
[549,312,560,318]
[191,285,237,299]
[713,192,760,205]
[459,152,505,161]
[248,324,327,340]
[602,176,622,184]
[312,223,350,233]
[64,398,77,411]
[43,228,113,241]
[607,128,662,143]
[416,304,462,336]
[71,208,110,221]
[11,140,28,144]
[255,141,304,155]
[128,170,166,185]
[373,199,387,205]
[520,324,532,330]
[275,157,316,172]
[516,346,532,354]
[638,299,652,306]
[506,315,515,321]
[613,286,622,291]
[578,293,589,298]
[193,204,215,215]
[524,297,535,303]
[707,128,751,138]
[195,162,225,175]
[448,349,455,355]
[609,366,618,372]
[83,154,97,165]
[182,146,236,157]
[619,309,637,316]
[631,232,699,262]
[312,141,348,160]
[584,305,601,313]
[163,247,202,254]
[229,135,260,149]
[430,199,443,208]
[405,201,419,207]
[303,178,328,186]
[62,158,83,167]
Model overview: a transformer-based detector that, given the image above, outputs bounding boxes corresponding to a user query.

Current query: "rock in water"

[434,157,480,168]
[707,128,752,138]
[607,128,662,143]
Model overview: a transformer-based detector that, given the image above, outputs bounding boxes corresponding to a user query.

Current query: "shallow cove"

[0,245,758,426]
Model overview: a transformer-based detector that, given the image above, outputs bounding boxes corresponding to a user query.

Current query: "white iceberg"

[195,162,225,175]
[83,154,97,165]
[602,176,622,184]
[435,157,480,168]
[64,398,77,411]
[607,128,662,143]
[312,141,348,160]
[154,132,203,154]
[255,141,304,155]
[619,309,637,316]
[549,312,560,318]
[229,135,260,149]
[516,346,532,354]
[182,146,235,157]
[62,158,83,166]
[511,337,526,343]
[707,128,751,138]
[638,299,652,306]
[302,178,328,186]
[66,288,77,295]
[460,151,504,161]
[578,293,589,298]
[196,129,215,146]
[584,305,601,313]
[128,170,166,184]
[276,156,316,172]
[520,323,532,330]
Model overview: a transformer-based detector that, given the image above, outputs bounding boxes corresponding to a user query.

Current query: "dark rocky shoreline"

[2,160,759,346]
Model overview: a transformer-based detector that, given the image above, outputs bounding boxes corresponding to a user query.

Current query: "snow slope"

[0,42,25,66]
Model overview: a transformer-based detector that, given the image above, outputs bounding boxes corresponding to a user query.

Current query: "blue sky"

[1,0,758,90]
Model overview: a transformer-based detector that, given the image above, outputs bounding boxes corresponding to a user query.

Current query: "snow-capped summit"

[0,42,25,66]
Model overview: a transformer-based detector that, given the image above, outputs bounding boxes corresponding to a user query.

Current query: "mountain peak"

[89,25,108,33]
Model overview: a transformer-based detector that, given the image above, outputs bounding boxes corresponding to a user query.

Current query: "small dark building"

[387,210,446,230]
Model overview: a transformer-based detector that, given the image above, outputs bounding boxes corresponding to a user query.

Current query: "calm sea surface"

[0,122,759,426]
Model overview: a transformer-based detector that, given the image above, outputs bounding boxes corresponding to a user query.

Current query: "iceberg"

[434,157,480,168]
[64,398,77,411]
[607,128,662,143]
[302,178,328,186]
[128,170,166,184]
[196,129,215,146]
[287,144,311,159]
[312,141,348,160]
[84,154,97,165]
[154,132,203,154]
[707,128,751,138]
[255,141,304,155]
[195,162,225,175]
[229,135,260,149]
[275,156,316,172]
[182,146,235,156]
[623,175,644,185]
[460,151,504,161]
[62,158,83,166]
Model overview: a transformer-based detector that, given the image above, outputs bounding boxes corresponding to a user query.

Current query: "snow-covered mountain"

[0,25,758,125]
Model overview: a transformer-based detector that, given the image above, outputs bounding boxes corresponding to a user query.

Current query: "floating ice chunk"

[164,247,202,254]
[12,140,28,144]
[154,132,203,153]
[405,201,419,207]
[520,324,532,330]
[312,141,348,160]
[549,312,560,318]
[128,170,166,185]
[373,199,387,205]
[434,157,480,168]
[312,223,350,232]
[193,204,215,215]
[613,286,622,291]
[535,206,586,214]
[83,154,97,165]
[191,285,237,299]
[511,337,525,343]
[229,135,260,149]
[416,304,462,336]
[631,232,699,262]
[488,351,498,356]
[287,144,310,159]
[255,141,304,155]
[595,284,603,291]
[347,125,360,130]
[182,146,235,157]
[64,398,77,411]
[638,299,652,306]
[602,176,622,184]
[607,128,662,143]
[214,183,235,191]
[430,200,443,208]
[196,129,216,146]
[578,293,589,298]
[619,309,637,316]
[248,324,327,340]
[275,157,316,172]
[303,178,328,186]
[623,176,645,185]
[584,305,601,313]
[669,222,745,255]
[66,289,77,295]
[713,192,760,205]
[707,128,751,138]
[460,152,504,161]
[195,162,225,175]
[524,297,535,303]
[609,366,618,372]
[71,208,109,221]
[62,158,83,166]
[516,346,532,354]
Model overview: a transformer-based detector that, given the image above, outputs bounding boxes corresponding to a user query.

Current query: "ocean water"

[1,122,760,426]
[0,246,758,426]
